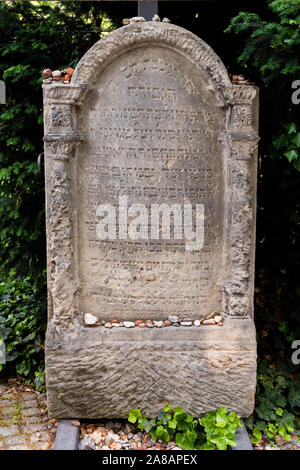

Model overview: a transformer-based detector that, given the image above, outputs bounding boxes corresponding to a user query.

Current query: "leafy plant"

[225,0,300,82]
[273,123,300,170]
[128,405,242,450]
[34,366,46,393]
[0,274,46,380]
[0,1,118,279]
[245,360,300,445]
[226,5,300,447]
[199,408,242,450]
[0,0,120,383]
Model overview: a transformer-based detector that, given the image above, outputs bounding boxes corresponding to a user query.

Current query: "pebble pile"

[84,313,223,328]
[232,74,255,86]
[78,420,181,451]
[77,419,300,451]
[253,431,300,451]
[42,67,74,85]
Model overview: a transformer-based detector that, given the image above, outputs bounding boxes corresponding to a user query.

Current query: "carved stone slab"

[43,20,259,418]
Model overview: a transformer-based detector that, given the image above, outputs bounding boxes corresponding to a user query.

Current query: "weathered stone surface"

[46,319,256,418]
[43,20,259,417]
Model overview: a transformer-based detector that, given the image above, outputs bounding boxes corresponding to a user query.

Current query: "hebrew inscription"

[77,46,226,320]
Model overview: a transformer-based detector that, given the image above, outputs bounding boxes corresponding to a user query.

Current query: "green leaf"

[201,442,216,450]
[128,409,143,424]
[288,123,297,134]
[216,407,228,428]
[168,419,177,430]
[157,411,168,425]
[291,133,300,148]
[251,428,262,444]
[155,425,170,442]
[175,431,196,450]
[164,404,172,413]
[278,425,291,441]
[143,418,156,433]
[284,149,298,162]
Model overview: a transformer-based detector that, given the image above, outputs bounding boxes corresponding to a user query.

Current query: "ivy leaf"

[278,425,291,441]
[216,407,228,428]
[164,404,172,413]
[144,418,156,433]
[288,384,300,408]
[128,409,143,424]
[251,428,262,444]
[287,122,297,134]
[157,411,168,425]
[168,419,177,430]
[155,425,170,442]
[201,442,215,450]
[175,430,196,450]
[291,133,300,148]
[284,149,298,162]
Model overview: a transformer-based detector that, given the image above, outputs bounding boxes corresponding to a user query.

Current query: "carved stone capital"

[44,132,84,161]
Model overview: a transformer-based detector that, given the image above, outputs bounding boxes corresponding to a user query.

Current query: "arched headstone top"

[72,20,232,90]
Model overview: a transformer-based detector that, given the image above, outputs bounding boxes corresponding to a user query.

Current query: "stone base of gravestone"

[45,318,256,418]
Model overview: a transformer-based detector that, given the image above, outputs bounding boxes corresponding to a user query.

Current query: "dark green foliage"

[225,0,300,441]
[128,405,242,450]
[225,1,300,81]
[0,274,47,377]
[0,1,120,380]
[246,360,300,444]
[272,122,300,170]
[0,1,118,278]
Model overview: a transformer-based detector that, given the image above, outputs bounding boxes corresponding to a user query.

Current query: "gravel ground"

[78,420,182,450]
[1,377,299,451]
[78,420,300,451]
[0,377,57,450]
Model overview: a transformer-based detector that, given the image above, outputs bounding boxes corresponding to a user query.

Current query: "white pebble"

[84,313,98,325]
[168,315,180,323]
[123,321,135,328]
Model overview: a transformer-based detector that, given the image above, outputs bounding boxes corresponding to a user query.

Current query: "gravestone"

[43,18,259,418]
